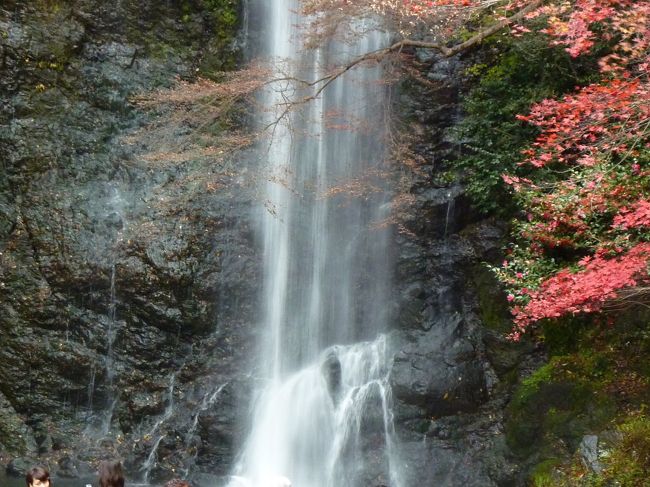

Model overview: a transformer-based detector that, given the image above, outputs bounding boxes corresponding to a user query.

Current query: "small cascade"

[443,191,455,242]
[179,381,229,477]
[140,373,177,483]
[84,264,121,437]
[232,337,401,487]
[86,366,97,413]
[141,436,166,484]
[106,263,118,382]
[186,381,228,446]
[84,184,127,438]
[100,262,119,435]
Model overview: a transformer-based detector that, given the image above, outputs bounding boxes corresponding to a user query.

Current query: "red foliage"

[516,79,649,168]
[526,0,650,68]
[613,200,650,230]
[500,0,650,337]
[509,243,650,340]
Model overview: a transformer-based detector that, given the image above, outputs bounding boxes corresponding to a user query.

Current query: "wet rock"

[192,472,224,487]
[579,435,602,474]
[196,377,254,475]
[386,44,525,485]
[0,392,38,454]
[0,0,252,479]
[407,185,476,239]
[6,457,36,477]
[322,351,342,402]
[391,329,488,418]
[37,434,52,455]
[126,391,166,418]
[57,455,80,478]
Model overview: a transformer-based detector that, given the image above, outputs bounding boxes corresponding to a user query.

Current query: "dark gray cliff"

[386,51,535,487]
[0,0,257,482]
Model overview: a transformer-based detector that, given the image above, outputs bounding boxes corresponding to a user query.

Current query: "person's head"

[98,460,125,487]
[163,480,190,487]
[26,466,51,487]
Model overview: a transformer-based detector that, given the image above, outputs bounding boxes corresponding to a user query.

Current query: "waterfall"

[100,262,119,435]
[141,373,177,483]
[85,183,126,438]
[231,1,399,486]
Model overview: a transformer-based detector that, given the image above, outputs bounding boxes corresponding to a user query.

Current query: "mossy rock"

[507,316,650,484]
[533,415,650,487]
[0,392,38,454]
[506,358,616,457]
[473,263,511,333]
[593,415,650,487]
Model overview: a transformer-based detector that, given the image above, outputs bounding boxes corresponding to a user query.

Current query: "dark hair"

[164,480,190,487]
[98,460,125,487]
[26,466,50,487]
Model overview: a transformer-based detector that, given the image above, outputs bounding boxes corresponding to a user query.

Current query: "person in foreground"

[26,466,51,487]
[98,460,125,487]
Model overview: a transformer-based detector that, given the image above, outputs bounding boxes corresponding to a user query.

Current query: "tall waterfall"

[232,2,399,486]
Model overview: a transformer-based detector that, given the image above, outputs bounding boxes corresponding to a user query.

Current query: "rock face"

[386,51,530,486]
[0,0,257,482]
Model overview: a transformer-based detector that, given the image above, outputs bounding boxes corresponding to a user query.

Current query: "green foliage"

[540,316,593,356]
[202,0,239,26]
[507,350,618,457]
[544,415,650,487]
[472,263,512,332]
[200,0,240,71]
[506,317,650,484]
[488,243,561,311]
[511,362,554,408]
[454,32,598,215]
[601,415,650,486]
[530,458,562,487]
[134,0,240,72]
[34,0,63,13]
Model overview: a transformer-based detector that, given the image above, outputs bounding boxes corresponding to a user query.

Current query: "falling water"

[107,263,118,381]
[141,373,177,483]
[231,1,399,486]
[96,263,120,435]
[87,365,97,412]
[186,381,228,445]
[443,191,454,241]
[85,184,126,436]
[181,381,229,477]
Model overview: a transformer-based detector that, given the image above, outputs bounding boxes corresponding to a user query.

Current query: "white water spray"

[231,2,400,486]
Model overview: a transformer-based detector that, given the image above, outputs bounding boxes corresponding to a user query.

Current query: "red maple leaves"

[510,243,650,339]
[516,79,649,169]
[613,200,650,230]
[526,0,650,67]
[499,0,650,338]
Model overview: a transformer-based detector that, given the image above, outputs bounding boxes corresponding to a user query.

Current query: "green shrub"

[454,31,599,215]
[600,416,650,487]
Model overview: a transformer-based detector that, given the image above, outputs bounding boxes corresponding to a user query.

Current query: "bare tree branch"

[393,0,545,58]
[267,0,543,121]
